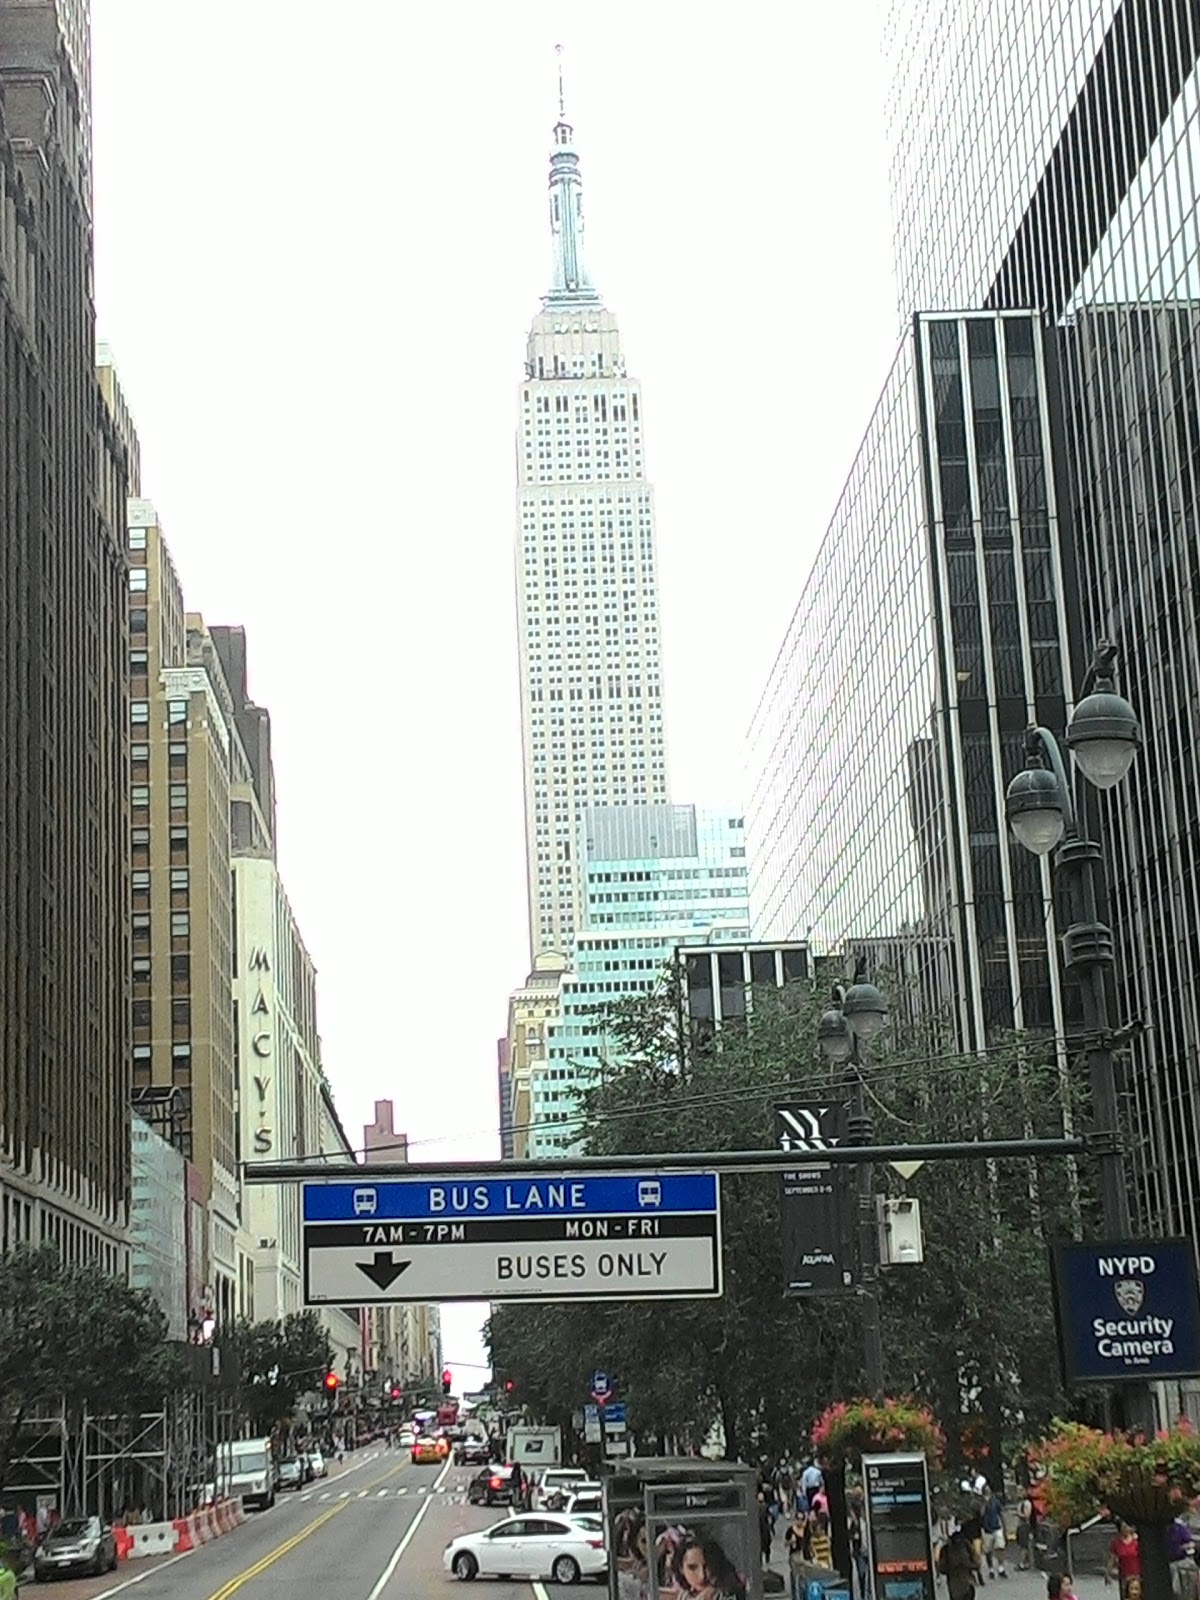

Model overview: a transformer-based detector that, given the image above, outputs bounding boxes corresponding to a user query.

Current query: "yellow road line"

[205,1502,346,1600]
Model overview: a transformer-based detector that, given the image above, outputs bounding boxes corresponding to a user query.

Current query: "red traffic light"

[390,1386,401,1400]
[323,1371,339,1392]
[504,1380,515,1392]
[441,1368,452,1395]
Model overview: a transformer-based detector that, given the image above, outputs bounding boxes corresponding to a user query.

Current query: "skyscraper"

[527,806,752,1156]
[0,1,131,1271]
[515,87,669,963]
[749,0,1200,1245]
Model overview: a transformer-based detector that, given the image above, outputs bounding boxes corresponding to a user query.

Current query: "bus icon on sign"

[353,1188,377,1217]
[637,1181,662,1208]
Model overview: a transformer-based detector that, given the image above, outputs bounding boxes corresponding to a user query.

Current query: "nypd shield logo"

[1115,1278,1145,1314]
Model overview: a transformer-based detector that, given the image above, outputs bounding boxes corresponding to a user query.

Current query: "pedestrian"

[848,1486,871,1600]
[1106,1521,1141,1600]
[939,1529,979,1600]
[1017,1490,1035,1571]
[960,1504,986,1585]
[982,1488,1009,1579]
[800,1459,825,1504]
[1167,1517,1196,1600]
[806,1509,834,1570]
[758,1491,774,1567]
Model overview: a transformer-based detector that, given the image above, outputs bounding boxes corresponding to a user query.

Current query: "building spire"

[545,44,600,306]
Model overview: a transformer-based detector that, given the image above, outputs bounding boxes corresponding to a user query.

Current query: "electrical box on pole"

[877,1196,924,1265]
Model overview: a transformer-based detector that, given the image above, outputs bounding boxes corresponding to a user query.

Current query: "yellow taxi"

[411,1433,450,1465]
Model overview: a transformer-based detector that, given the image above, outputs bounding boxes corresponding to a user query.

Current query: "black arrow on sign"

[356,1252,411,1291]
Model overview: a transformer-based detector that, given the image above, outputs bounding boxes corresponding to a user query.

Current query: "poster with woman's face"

[646,1483,755,1600]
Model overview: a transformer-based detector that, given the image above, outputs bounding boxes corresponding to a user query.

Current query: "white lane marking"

[532,1585,551,1600]
[358,1489,368,1498]
[366,1456,454,1600]
[397,1487,408,1495]
[91,1552,191,1600]
[339,1490,350,1499]
[377,1489,389,1497]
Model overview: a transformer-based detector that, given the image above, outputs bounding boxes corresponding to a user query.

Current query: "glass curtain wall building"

[748,311,1077,1056]
[887,0,1200,1242]
[528,805,750,1157]
[750,0,1200,1237]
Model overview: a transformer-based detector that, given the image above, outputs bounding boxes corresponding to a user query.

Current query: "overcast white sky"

[91,1,897,1383]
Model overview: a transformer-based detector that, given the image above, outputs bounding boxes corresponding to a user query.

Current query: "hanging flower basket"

[812,1398,944,1467]
[1030,1420,1200,1527]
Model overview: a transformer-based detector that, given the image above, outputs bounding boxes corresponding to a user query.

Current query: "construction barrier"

[126,1522,177,1560]
[170,1499,245,1556]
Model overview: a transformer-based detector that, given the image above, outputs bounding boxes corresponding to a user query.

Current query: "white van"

[216,1438,276,1510]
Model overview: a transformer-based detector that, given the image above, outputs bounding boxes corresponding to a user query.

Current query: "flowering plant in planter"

[1030,1419,1200,1527]
[812,1397,944,1466]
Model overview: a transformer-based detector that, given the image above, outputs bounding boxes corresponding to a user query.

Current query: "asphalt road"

[31,1451,599,1600]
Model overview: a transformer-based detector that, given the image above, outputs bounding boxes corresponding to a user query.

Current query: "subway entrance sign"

[301,1172,722,1305]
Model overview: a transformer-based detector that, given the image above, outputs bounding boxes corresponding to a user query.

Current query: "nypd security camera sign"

[1052,1238,1200,1385]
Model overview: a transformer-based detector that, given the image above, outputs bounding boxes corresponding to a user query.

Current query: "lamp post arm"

[1027,725,1078,837]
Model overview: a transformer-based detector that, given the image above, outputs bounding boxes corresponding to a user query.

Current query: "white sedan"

[444,1513,606,1584]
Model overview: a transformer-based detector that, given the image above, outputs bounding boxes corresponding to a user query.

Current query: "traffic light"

[504,1380,515,1393]
[441,1369,452,1396]
[390,1386,401,1401]
[323,1370,339,1395]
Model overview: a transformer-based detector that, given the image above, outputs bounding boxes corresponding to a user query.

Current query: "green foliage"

[1032,1421,1200,1527]
[490,964,1092,1463]
[0,1243,182,1496]
[229,1311,333,1434]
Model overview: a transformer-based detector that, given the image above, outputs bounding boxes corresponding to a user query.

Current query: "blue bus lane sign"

[301,1171,723,1306]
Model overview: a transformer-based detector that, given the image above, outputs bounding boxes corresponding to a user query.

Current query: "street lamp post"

[1004,641,1142,1243]
[820,966,889,1400]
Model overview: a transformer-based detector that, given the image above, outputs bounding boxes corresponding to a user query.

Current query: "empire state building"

[514,93,670,963]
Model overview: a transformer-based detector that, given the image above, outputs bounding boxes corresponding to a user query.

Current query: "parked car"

[443,1513,606,1584]
[33,1517,118,1580]
[454,1435,492,1466]
[306,1448,327,1479]
[277,1456,305,1490]
[531,1466,589,1510]
[467,1464,519,1506]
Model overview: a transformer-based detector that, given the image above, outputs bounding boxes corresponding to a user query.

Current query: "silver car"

[34,1516,118,1579]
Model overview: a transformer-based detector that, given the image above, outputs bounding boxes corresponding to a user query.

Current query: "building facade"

[750,0,1200,1240]
[748,310,1080,1057]
[525,806,752,1157]
[360,1102,442,1389]
[882,0,1200,1241]
[514,96,669,962]
[0,1,131,1272]
[130,1114,189,1342]
[233,852,321,1321]
[124,502,245,1328]
[503,954,570,1161]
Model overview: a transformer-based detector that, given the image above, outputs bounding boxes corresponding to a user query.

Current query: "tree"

[229,1312,332,1436]
[490,964,1092,1463]
[0,1244,182,1498]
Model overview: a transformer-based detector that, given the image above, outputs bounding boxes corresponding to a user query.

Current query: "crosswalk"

[299,1485,465,1504]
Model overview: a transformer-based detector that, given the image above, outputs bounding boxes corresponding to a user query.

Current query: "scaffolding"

[3,1352,238,1521]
